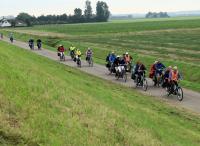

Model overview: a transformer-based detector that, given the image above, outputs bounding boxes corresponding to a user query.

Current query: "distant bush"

[146,12,170,18]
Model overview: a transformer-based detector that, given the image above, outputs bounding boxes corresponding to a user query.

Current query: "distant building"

[0,18,11,27]
[15,21,27,27]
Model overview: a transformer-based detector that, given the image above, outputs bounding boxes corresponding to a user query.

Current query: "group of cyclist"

[28,39,42,50]
[106,51,181,95]
[2,32,181,97]
[106,52,133,73]
[0,32,14,43]
[57,44,93,67]
[149,61,181,94]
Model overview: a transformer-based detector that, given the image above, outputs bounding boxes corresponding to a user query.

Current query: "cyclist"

[132,61,140,81]
[124,52,133,71]
[75,49,82,56]
[106,52,111,68]
[109,52,116,64]
[28,39,34,49]
[154,60,166,86]
[69,44,76,59]
[137,61,146,85]
[149,61,157,79]
[75,49,82,60]
[108,52,116,72]
[57,45,65,59]
[114,55,120,66]
[75,49,82,66]
[9,33,14,43]
[162,66,172,88]
[37,39,42,50]
[155,60,166,76]
[85,48,93,61]
[169,66,181,94]
[115,56,126,77]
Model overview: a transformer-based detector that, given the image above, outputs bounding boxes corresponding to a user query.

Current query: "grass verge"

[0,41,200,145]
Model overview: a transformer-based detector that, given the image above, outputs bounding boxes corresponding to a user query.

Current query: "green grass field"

[0,41,200,146]
[1,17,200,91]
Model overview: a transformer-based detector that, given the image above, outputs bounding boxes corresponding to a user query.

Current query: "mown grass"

[1,17,200,92]
[110,16,200,23]
[12,17,200,35]
[1,40,200,146]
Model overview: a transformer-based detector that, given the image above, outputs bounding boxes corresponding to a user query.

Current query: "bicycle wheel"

[79,60,81,68]
[142,78,148,91]
[123,72,127,82]
[90,58,93,67]
[135,76,139,87]
[177,87,183,101]
[108,68,112,75]
[77,60,80,67]
[115,71,120,80]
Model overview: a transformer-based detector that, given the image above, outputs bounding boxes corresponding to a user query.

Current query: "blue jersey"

[109,54,116,63]
[156,63,165,70]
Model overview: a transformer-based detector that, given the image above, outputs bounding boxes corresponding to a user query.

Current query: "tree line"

[146,12,170,18]
[12,0,110,27]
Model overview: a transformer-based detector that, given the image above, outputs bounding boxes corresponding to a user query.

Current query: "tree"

[59,14,68,22]
[13,1,111,26]
[16,12,34,26]
[74,8,82,18]
[84,0,93,21]
[10,19,16,27]
[96,1,110,22]
[74,8,83,23]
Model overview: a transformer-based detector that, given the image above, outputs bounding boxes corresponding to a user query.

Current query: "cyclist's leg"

[154,72,158,86]
[170,81,175,94]
[138,72,142,84]
[174,81,178,93]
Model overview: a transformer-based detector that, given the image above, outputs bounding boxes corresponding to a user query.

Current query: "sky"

[0,0,200,16]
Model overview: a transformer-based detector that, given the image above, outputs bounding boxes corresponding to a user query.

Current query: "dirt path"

[2,38,200,114]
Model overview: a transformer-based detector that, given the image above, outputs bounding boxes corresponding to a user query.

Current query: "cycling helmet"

[173,66,178,70]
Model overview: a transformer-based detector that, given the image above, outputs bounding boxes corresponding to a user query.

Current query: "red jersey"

[58,46,65,52]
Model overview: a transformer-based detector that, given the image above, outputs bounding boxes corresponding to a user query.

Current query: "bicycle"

[10,37,14,43]
[76,55,81,68]
[107,62,116,74]
[134,71,148,91]
[115,65,127,82]
[58,52,65,61]
[153,69,165,87]
[166,81,183,101]
[87,56,93,67]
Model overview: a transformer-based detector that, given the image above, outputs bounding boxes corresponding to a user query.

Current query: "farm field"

[0,41,200,146]
[2,17,200,91]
